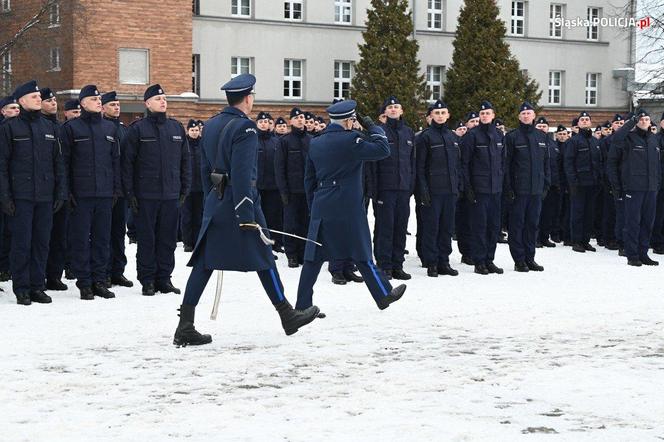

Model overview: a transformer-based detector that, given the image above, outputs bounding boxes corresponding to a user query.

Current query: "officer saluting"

[122,84,191,296]
[0,80,67,305]
[295,99,406,311]
[173,74,320,347]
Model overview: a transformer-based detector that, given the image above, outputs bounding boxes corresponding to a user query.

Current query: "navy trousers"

[283,193,308,262]
[0,214,9,274]
[181,191,204,248]
[9,200,53,294]
[69,197,112,287]
[46,204,69,280]
[420,193,456,267]
[470,193,502,266]
[259,189,284,249]
[615,196,625,246]
[106,197,128,279]
[373,190,410,271]
[455,198,472,258]
[328,259,355,273]
[601,186,617,243]
[623,191,657,261]
[570,185,599,244]
[135,199,179,285]
[559,191,571,242]
[539,186,561,242]
[509,194,542,263]
[296,259,393,310]
[651,190,664,249]
[415,202,423,264]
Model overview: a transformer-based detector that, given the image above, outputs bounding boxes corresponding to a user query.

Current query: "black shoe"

[16,292,31,305]
[46,278,68,291]
[628,259,642,267]
[173,304,213,347]
[526,260,544,271]
[0,271,10,282]
[155,280,181,294]
[331,271,347,285]
[142,283,156,297]
[563,240,573,247]
[427,266,438,277]
[514,262,530,272]
[377,284,406,310]
[64,269,75,280]
[653,247,664,255]
[184,244,193,253]
[572,243,586,253]
[641,256,659,266]
[461,255,475,266]
[29,289,52,304]
[551,234,561,243]
[536,241,543,248]
[542,239,556,248]
[437,263,459,276]
[92,282,116,299]
[287,258,299,268]
[605,241,620,251]
[276,300,320,335]
[111,274,134,287]
[597,239,605,247]
[404,249,409,255]
[392,269,411,280]
[80,286,94,300]
[343,269,364,283]
[486,261,504,274]
[383,269,393,280]
[618,248,626,257]
[105,277,112,288]
[583,243,596,252]
[474,264,489,275]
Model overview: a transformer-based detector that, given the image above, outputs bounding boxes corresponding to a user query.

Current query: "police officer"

[255,111,284,253]
[275,107,310,267]
[454,121,467,139]
[63,99,81,120]
[598,114,625,251]
[316,116,327,133]
[101,91,133,287]
[555,125,572,245]
[652,114,664,255]
[295,99,406,311]
[415,99,460,277]
[181,119,204,253]
[122,84,191,296]
[0,80,67,305]
[460,101,505,275]
[504,103,550,272]
[607,109,661,266]
[60,85,120,300]
[414,104,434,267]
[274,117,289,136]
[456,110,480,265]
[564,111,603,253]
[0,95,19,284]
[304,112,316,133]
[173,74,320,347]
[537,118,563,248]
[1,96,20,121]
[367,96,414,280]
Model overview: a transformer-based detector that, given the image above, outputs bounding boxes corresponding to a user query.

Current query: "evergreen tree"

[444,0,542,128]
[351,0,427,129]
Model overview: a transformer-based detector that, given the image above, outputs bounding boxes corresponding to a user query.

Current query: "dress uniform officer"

[652,115,664,255]
[181,119,204,253]
[598,114,625,251]
[456,110,480,266]
[504,103,550,272]
[255,112,284,253]
[537,118,563,248]
[367,96,415,280]
[173,74,320,347]
[415,99,460,277]
[0,80,67,305]
[100,91,132,287]
[122,84,191,296]
[63,99,81,120]
[61,85,120,300]
[607,109,661,266]
[275,107,311,267]
[460,101,505,275]
[294,99,406,311]
[564,111,603,253]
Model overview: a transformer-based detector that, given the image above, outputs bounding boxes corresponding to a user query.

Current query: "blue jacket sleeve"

[0,124,12,202]
[121,124,139,199]
[304,154,316,210]
[180,125,192,197]
[230,120,259,225]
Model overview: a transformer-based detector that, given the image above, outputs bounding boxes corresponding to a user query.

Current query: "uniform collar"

[222,106,247,119]
[19,107,41,121]
[80,109,102,122]
[41,112,58,123]
[104,115,121,127]
[147,110,167,124]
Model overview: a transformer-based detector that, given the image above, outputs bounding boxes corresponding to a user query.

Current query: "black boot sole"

[284,306,320,336]
[173,335,213,347]
[377,284,407,310]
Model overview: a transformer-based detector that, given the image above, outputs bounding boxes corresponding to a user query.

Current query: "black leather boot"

[173,304,212,347]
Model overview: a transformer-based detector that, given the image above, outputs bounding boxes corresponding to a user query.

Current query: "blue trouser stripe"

[368,261,388,297]
[269,268,284,301]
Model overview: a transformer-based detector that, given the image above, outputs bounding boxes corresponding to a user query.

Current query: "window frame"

[585,72,599,106]
[284,59,303,99]
[549,3,563,39]
[427,0,443,31]
[426,65,444,102]
[548,70,562,106]
[284,0,303,21]
[334,0,352,25]
[231,0,251,18]
[510,1,525,37]
[333,60,353,100]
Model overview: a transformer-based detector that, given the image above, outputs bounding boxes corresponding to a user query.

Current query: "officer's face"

[455,126,467,137]
[64,109,81,120]
[535,123,548,133]
[1,103,20,117]
[187,126,200,138]
[612,121,624,131]
[378,114,387,124]
[290,114,305,129]
[41,97,57,115]
[518,110,535,125]
[466,118,479,129]
[256,119,270,131]
[556,131,566,142]
[385,104,402,119]
[19,92,42,111]
[602,127,612,137]
[636,116,651,131]
[305,118,315,131]
[81,95,102,113]
[431,108,449,125]
[103,101,121,118]
[577,116,591,129]
[146,94,168,113]
[275,124,288,134]
[319,122,326,131]
[478,109,493,125]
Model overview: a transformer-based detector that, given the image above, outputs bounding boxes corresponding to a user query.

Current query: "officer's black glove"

[356,113,376,131]
[179,193,187,205]
[129,196,139,214]
[69,194,77,208]
[1,199,15,216]
[53,199,65,214]
[280,193,290,205]
[420,192,431,207]
[465,188,476,203]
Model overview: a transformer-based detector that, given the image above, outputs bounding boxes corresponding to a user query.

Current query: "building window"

[548,70,562,105]
[587,7,599,41]
[1,0,10,13]
[426,65,444,101]
[231,57,252,78]
[510,1,525,36]
[284,0,302,20]
[1,51,11,94]
[119,48,149,85]
[49,47,61,71]
[335,0,352,24]
[192,54,200,96]
[334,61,353,100]
[427,0,443,30]
[232,0,250,17]
[284,59,303,99]
[192,0,200,15]
[585,73,598,106]
[549,4,562,38]
[48,2,60,26]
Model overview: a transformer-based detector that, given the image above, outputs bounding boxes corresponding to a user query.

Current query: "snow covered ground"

[2,212,664,441]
